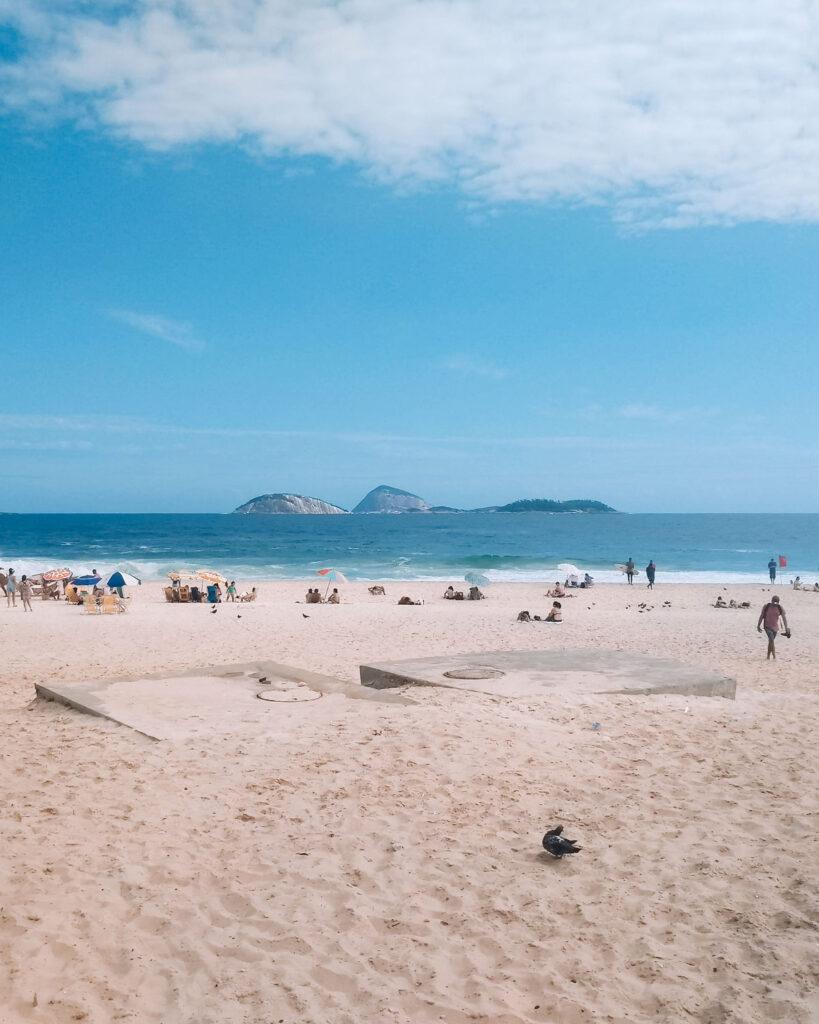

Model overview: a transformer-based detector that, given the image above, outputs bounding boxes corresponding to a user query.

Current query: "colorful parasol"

[196,569,228,584]
[42,567,73,582]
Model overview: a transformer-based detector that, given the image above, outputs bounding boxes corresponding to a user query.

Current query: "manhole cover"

[443,666,505,680]
[257,689,322,703]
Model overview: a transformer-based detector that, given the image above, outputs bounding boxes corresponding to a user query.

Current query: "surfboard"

[614,563,640,575]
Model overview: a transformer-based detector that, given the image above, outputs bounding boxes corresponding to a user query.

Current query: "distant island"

[353,485,431,514]
[232,484,616,515]
[233,493,348,515]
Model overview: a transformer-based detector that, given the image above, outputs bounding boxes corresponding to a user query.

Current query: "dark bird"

[302,613,310,618]
[542,825,582,859]
[210,607,217,614]
[237,614,242,619]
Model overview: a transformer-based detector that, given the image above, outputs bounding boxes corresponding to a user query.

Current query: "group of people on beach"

[624,558,657,587]
[305,587,340,604]
[0,568,35,611]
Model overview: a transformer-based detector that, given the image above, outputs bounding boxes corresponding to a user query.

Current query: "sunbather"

[467,586,485,600]
[544,601,562,622]
[327,588,340,604]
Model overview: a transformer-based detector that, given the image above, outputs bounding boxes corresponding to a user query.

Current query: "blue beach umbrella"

[465,571,491,587]
[106,571,140,588]
[72,574,101,587]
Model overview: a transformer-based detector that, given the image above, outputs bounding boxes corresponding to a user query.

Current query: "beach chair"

[164,586,174,603]
[83,595,99,614]
[67,587,82,605]
[179,585,190,603]
[101,595,120,615]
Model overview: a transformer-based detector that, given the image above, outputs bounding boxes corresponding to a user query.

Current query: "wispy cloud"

[109,309,205,352]
[618,403,715,425]
[441,353,510,381]
[3,2,819,226]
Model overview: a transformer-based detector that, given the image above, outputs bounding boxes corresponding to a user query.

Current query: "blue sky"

[2,1,819,513]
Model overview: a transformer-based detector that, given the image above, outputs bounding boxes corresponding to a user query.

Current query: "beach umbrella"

[464,571,491,587]
[196,569,228,584]
[72,574,101,587]
[316,568,348,584]
[558,563,581,578]
[316,567,348,597]
[106,571,140,589]
[167,570,195,581]
[42,567,73,582]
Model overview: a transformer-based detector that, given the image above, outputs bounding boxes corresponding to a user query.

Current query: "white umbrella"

[558,563,581,577]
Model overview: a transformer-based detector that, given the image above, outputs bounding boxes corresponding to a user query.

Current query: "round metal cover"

[257,688,322,703]
[443,666,505,680]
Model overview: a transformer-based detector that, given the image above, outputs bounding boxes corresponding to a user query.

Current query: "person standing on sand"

[0,568,7,597]
[768,558,777,583]
[757,596,789,660]
[18,575,34,612]
[625,557,635,585]
[646,560,656,589]
[6,569,17,607]
[226,580,237,602]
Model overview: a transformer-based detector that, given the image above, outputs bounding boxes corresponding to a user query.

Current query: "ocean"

[1,513,816,585]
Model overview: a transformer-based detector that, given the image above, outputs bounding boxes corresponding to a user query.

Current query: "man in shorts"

[757,595,789,660]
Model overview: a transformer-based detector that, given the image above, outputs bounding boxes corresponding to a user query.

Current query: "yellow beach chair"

[101,595,120,615]
[83,595,99,614]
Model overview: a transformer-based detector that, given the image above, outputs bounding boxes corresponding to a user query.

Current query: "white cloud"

[441,353,510,380]
[3,1,819,226]
[109,309,205,351]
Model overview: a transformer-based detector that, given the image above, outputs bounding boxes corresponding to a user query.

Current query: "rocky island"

[352,485,431,514]
[232,485,616,514]
[233,493,348,515]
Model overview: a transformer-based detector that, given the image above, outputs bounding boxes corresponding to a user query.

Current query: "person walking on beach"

[625,557,635,585]
[6,569,17,607]
[768,558,777,583]
[757,596,789,660]
[645,560,656,589]
[226,580,237,602]
[18,575,34,612]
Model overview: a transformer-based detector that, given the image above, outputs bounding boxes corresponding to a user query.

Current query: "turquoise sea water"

[1,513,817,584]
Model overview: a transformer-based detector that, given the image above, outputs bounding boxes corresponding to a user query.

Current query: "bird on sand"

[302,613,310,618]
[542,825,582,858]
[210,607,217,614]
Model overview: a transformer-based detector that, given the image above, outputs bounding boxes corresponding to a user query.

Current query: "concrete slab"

[36,659,411,741]
[360,648,736,700]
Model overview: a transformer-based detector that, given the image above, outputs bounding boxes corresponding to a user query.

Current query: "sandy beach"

[1,580,817,1024]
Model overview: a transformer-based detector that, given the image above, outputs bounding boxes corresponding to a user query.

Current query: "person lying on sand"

[368,585,385,595]
[517,610,532,621]
[397,596,421,605]
[714,596,728,608]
